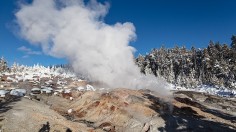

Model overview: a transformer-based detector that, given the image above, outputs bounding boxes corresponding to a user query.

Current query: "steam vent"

[1,0,236,131]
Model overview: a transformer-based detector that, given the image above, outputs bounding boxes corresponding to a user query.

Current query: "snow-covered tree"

[136,36,236,89]
[0,57,8,72]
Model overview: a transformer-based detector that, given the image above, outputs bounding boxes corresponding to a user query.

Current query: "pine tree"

[11,62,20,73]
[231,35,236,50]
[0,57,8,72]
[135,37,236,89]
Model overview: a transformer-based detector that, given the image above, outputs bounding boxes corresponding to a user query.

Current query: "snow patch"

[171,84,236,97]
[86,84,95,91]
[10,89,26,96]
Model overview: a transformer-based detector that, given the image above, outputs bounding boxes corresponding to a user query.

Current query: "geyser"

[15,0,170,96]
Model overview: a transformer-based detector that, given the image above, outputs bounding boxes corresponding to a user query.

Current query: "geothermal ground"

[0,66,236,131]
[0,88,236,132]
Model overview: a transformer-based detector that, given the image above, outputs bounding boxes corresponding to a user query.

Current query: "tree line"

[136,35,236,89]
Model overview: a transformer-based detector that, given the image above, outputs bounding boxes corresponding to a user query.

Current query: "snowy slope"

[170,84,236,97]
[5,64,78,82]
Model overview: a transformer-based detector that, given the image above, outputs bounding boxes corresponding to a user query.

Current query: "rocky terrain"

[0,65,235,131]
[0,88,236,132]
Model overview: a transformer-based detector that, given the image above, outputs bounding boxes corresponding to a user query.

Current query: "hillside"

[0,62,235,131]
[0,88,236,131]
[136,36,236,90]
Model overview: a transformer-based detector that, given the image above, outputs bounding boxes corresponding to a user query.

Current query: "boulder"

[31,88,41,94]
[0,90,9,97]
[10,89,26,96]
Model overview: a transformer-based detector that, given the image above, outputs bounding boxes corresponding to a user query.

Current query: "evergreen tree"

[231,35,236,50]
[0,57,8,72]
[135,36,236,89]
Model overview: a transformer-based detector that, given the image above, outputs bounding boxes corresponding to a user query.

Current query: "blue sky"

[1,0,236,66]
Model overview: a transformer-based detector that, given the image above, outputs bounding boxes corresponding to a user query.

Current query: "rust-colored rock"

[75,110,87,118]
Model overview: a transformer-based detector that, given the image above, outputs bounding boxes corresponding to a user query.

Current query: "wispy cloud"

[22,55,29,58]
[18,46,42,56]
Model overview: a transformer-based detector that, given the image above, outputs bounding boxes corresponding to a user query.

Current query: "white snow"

[57,80,67,85]
[68,109,73,114]
[64,89,71,93]
[69,97,73,100]
[77,86,84,91]
[10,89,26,96]
[41,88,52,94]
[41,87,53,91]
[57,86,63,89]
[2,63,235,98]
[170,84,236,97]
[197,85,236,97]
[55,89,63,93]
[31,88,41,91]
[99,88,105,91]
[7,64,78,84]
[86,84,95,91]
[0,90,9,97]
[15,75,24,81]
[7,77,18,82]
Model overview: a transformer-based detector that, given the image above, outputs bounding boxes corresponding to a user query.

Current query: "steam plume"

[15,0,170,95]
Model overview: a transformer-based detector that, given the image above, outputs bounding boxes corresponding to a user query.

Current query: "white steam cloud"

[15,0,170,95]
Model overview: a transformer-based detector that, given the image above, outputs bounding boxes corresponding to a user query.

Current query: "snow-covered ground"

[170,84,236,98]
[0,64,89,96]
[1,64,236,98]
[0,64,82,87]
[8,64,77,81]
